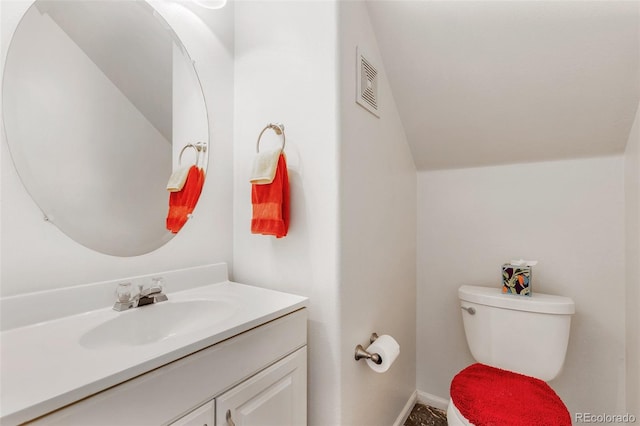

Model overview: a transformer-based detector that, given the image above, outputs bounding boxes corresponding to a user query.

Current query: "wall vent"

[356,46,380,117]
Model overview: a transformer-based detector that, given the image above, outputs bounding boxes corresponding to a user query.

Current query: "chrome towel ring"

[256,123,285,153]
[179,141,207,166]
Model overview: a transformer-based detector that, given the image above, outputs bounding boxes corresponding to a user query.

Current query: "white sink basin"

[80,300,237,349]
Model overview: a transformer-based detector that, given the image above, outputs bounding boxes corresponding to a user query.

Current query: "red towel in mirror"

[166,165,205,233]
[251,153,290,238]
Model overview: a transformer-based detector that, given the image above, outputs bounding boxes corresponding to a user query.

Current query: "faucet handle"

[141,277,165,297]
[115,282,132,303]
[151,276,165,289]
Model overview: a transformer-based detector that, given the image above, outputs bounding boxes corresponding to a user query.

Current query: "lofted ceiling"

[38,1,174,143]
[366,1,640,170]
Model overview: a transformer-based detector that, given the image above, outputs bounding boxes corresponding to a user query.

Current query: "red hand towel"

[251,153,290,238]
[166,165,205,233]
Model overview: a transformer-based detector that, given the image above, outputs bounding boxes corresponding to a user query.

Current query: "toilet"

[447,285,575,426]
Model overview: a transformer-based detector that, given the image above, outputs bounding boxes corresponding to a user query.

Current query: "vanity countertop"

[0,281,307,425]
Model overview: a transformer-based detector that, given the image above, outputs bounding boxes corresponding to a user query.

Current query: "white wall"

[416,156,626,416]
[231,2,342,425]
[233,3,417,424]
[338,2,417,425]
[625,101,640,414]
[1,1,234,296]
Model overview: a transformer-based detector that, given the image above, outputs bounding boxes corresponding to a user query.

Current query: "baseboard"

[392,390,418,426]
[416,390,449,411]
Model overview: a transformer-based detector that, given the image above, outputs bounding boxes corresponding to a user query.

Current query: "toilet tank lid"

[459,285,575,315]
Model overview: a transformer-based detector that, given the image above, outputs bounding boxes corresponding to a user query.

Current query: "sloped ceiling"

[39,1,174,143]
[366,1,640,170]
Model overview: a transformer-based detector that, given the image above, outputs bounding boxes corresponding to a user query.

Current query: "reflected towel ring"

[256,123,285,153]
[179,142,207,166]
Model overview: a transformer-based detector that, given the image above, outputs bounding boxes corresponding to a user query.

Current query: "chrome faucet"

[113,277,168,311]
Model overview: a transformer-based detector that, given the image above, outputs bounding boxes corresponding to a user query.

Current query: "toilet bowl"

[446,400,468,426]
[447,285,575,425]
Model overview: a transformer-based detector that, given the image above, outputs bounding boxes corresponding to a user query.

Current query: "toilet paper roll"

[365,334,400,373]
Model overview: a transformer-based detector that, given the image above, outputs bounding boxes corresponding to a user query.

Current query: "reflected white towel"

[166,166,190,192]
[250,148,282,184]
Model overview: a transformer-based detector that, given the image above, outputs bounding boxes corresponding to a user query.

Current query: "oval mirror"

[2,0,209,256]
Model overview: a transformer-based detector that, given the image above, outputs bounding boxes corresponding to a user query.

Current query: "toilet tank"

[459,285,575,381]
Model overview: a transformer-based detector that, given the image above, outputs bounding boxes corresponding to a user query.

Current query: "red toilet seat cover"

[450,363,571,426]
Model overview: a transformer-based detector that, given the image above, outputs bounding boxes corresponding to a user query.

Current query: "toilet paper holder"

[354,333,382,365]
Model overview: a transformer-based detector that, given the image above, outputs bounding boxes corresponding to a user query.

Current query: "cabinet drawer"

[169,401,214,426]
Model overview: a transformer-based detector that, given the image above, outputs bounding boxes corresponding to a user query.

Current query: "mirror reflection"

[3,0,209,256]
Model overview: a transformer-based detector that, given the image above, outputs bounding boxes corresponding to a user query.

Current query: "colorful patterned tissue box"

[502,264,531,296]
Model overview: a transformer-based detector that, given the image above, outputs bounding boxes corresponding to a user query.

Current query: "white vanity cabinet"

[27,309,307,426]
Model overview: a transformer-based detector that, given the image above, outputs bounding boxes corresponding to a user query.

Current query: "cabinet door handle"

[226,409,236,426]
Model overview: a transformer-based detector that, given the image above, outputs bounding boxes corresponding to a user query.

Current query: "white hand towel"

[166,166,191,192]
[250,148,282,184]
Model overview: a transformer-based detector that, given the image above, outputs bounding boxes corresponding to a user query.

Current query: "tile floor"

[403,403,448,426]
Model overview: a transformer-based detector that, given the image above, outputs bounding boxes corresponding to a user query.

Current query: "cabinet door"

[169,401,215,426]
[216,347,307,426]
